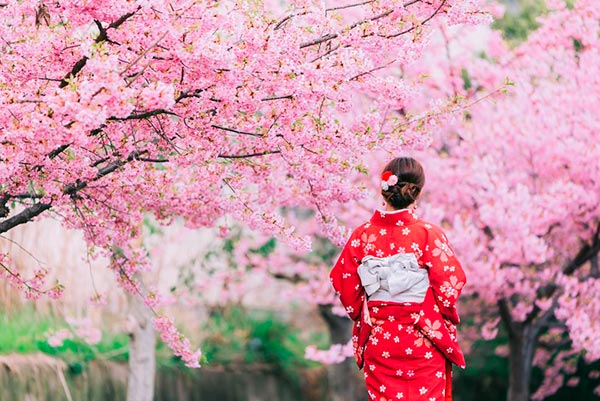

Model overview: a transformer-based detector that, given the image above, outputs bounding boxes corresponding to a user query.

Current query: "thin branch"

[218,150,281,159]
[0,235,48,266]
[311,44,341,63]
[137,157,169,163]
[381,0,446,39]
[326,0,374,12]
[0,261,45,295]
[261,95,294,101]
[274,11,308,30]
[300,33,340,49]
[119,30,169,78]
[307,179,327,223]
[349,61,395,81]
[299,0,423,49]
[211,124,263,137]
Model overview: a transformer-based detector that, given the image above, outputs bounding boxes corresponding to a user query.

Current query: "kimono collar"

[370,208,419,226]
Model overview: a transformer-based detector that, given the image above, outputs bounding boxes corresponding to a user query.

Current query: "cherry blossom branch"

[299,0,422,48]
[380,0,446,38]
[58,7,141,87]
[0,150,150,234]
[0,261,44,294]
[511,224,599,328]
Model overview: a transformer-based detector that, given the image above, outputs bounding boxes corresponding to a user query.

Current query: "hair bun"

[399,182,418,202]
[380,157,425,209]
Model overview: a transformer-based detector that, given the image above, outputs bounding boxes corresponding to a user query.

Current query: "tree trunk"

[506,323,537,401]
[319,305,367,401]
[126,295,156,401]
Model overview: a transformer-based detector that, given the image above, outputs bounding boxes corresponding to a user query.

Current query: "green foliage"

[0,309,56,355]
[200,307,315,382]
[461,67,473,91]
[250,237,277,257]
[493,0,548,46]
[0,308,129,372]
[454,337,509,401]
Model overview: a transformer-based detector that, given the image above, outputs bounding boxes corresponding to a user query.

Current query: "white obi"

[357,253,429,303]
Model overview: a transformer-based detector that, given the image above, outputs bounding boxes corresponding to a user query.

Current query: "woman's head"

[380,157,425,209]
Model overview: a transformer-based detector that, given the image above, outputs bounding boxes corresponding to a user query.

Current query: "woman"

[330,157,466,401]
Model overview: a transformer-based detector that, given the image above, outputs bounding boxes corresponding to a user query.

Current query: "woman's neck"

[384,203,415,212]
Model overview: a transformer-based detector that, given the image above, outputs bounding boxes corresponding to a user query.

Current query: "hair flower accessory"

[381,171,398,190]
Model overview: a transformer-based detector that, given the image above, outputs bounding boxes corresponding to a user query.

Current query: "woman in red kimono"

[330,157,466,401]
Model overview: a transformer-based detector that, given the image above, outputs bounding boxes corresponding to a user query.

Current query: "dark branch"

[0,202,52,234]
[272,273,306,284]
[175,88,205,102]
[108,109,177,121]
[261,95,294,101]
[563,237,600,275]
[63,150,148,195]
[58,8,141,88]
[0,150,148,234]
[108,7,141,30]
[137,157,169,163]
[48,144,71,159]
[211,125,263,137]
[59,56,89,88]
[498,299,516,338]
[218,150,281,159]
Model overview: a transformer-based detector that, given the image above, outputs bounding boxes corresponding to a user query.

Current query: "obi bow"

[357,253,429,303]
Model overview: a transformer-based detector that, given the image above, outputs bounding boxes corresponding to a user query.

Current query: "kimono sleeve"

[422,224,466,325]
[329,229,365,321]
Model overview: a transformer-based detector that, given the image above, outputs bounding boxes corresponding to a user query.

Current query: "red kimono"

[330,209,466,401]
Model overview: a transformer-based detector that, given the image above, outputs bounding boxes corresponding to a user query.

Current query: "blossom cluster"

[153,316,202,368]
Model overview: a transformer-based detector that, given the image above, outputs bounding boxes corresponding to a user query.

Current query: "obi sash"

[358,253,429,303]
[353,255,466,370]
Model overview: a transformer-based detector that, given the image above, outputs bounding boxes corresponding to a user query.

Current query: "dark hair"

[381,157,425,209]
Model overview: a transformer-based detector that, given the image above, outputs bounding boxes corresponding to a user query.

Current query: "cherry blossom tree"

[0,0,489,370]
[415,1,600,400]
